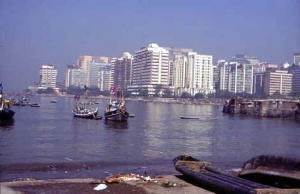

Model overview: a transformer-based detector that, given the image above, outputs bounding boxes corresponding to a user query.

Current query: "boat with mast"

[104,87,129,121]
[0,83,15,121]
[72,86,101,120]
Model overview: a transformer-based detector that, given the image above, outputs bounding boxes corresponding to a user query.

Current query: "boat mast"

[0,82,4,109]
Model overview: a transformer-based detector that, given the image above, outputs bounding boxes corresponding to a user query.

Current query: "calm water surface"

[1,96,300,181]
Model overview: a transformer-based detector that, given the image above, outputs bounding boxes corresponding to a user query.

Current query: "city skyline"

[1,0,299,91]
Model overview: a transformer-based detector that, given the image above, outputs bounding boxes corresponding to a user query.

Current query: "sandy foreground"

[1,175,213,194]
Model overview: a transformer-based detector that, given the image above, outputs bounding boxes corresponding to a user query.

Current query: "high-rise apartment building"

[96,63,112,91]
[65,56,112,90]
[77,56,110,70]
[113,52,133,90]
[213,65,220,92]
[171,50,214,95]
[294,53,300,66]
[185,52,214,95]
[173,54,188,88]
[39,64,58,90]
[65,65,87,88]
[168,47,193,87]
[289,65,300,93]
[219,61,254,94]
[129,43,169,95]
[219,55,257,94]
[74,56,111,88]
[264,70,292,96]
[253,73,265,96]
[228,62,253,94]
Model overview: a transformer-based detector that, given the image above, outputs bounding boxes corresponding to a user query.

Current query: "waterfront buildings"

[39,64,59,92]
[65,56,112,90]
[264,70,292,96]
[61,45,297,98]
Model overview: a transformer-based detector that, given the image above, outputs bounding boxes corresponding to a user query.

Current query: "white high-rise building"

[88,61,112,91]
[264,70,292,96]
[65,65,87,88]
[289,65,300,93]
[185,52,214,95]
[173,54,188,88]
[39,64,58,90]
[129,43,169,95]
[294,53,300,66]
[172,51,214,95]
[113,52,133,90]
[219,61,254,94]
[77,55,111,87]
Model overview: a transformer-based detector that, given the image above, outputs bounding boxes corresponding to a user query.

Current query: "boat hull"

[104,110,129,121]
[73,110,99,119]
[0,109,15,121]
[239,155,300,188]
[173,155,270,194]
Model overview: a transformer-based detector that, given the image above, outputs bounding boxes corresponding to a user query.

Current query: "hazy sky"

[1,0,299,91]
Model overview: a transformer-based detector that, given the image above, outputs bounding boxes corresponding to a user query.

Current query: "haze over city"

[1,0,299,92]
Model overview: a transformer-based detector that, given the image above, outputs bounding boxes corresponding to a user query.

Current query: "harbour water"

[1,96,300,181]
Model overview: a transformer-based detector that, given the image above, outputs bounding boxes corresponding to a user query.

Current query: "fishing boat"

[73,93,101,120]
[239,155,300,188]
[104,88,129,121]
[73,103,100,119]
[0,83,15,121]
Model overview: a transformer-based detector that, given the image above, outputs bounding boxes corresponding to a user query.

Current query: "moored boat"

[73,92,101,120]
[104,88,129,121]
[239,155,300,188]
[173,155,300,193]
[173,155,271,193]
[0,83,15,122]
[73,105,100,119]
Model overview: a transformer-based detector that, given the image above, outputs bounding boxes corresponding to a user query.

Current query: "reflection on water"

[1,96,300,181]
[104,120,128,130]
[0,119,14,128]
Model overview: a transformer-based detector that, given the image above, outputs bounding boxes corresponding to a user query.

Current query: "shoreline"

[26,94,226,106]
[1,175,213,194]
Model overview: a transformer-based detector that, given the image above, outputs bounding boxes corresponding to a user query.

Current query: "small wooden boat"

[0,83,15,121]
[30,103,40,107]
[173,155,272,194]
[128,114,135,118]
[239,155,300,188]
[180,116,200,119]
[174,155,300,193]
[104,89,129,121]
[73,105,100,119]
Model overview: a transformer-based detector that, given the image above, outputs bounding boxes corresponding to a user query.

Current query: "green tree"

[181,92,191,98]
[154,84,163,97]
[194,93,204,99]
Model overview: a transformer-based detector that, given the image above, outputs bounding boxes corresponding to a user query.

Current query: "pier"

[223,98,300,120]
